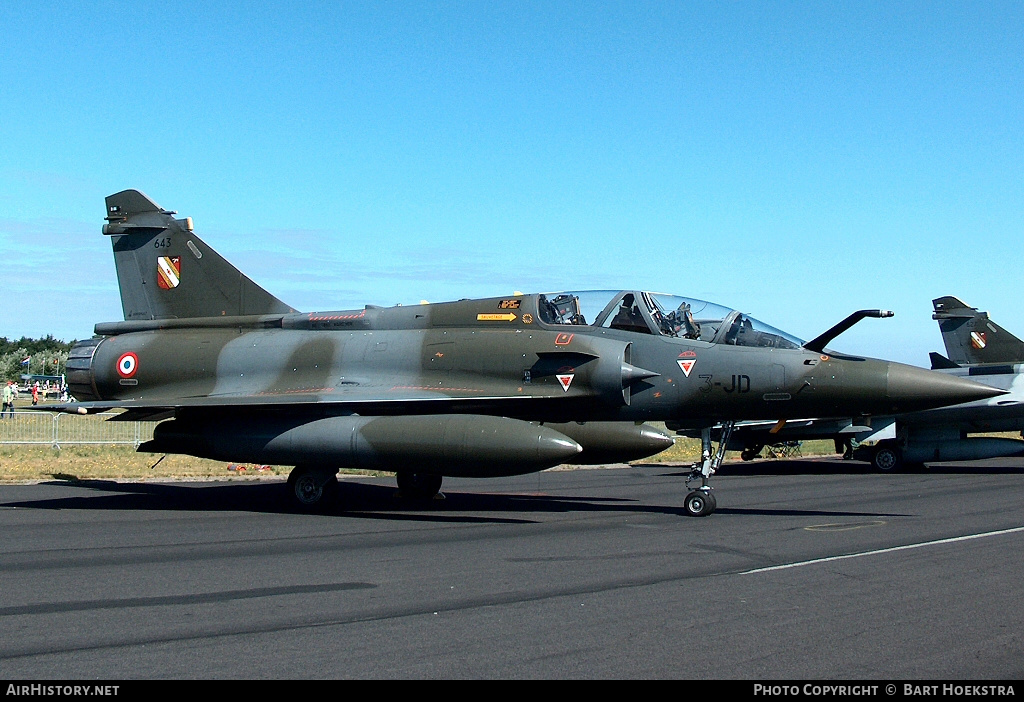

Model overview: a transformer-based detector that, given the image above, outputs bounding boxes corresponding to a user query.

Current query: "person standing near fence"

[2,381,14,418]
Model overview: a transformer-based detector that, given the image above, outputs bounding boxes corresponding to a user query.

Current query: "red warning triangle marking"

[556,373,574,391]
[677,359,696,377]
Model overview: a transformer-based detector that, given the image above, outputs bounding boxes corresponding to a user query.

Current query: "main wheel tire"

[396,472,443,500]
[872,443,902,472]
[684,490,715,517]
[287,467,339,511]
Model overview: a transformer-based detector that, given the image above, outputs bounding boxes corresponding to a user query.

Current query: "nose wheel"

[684,489,716,517]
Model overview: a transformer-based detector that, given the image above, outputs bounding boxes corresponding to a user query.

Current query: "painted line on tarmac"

[741,525,1024,575]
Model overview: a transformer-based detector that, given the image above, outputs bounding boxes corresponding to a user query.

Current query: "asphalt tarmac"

[1,457,1023,680]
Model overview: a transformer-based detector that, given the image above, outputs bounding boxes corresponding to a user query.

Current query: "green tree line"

[1,335,77,382]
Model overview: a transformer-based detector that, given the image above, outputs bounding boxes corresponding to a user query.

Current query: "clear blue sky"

[2,1,1021,366]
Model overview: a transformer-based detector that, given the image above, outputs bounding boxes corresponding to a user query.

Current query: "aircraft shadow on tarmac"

[3,479,636,524]
[0,471,910,521]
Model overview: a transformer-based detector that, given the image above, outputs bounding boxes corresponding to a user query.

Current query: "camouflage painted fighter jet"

[931,295,1024,367]
[49,191,1003,515]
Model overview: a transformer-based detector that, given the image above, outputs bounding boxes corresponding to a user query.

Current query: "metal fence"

[0,411,157,448]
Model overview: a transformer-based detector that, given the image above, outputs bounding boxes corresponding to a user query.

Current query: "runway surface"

[1,457,1023,679]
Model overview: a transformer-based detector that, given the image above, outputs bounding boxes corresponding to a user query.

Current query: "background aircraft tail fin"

[932,296,1024,366]
[102,190,297,321]
[929,351,961,370]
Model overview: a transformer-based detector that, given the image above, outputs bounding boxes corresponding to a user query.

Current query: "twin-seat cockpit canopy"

[537,291,804,349]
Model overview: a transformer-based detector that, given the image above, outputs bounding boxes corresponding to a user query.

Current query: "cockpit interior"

[537,290,803,349]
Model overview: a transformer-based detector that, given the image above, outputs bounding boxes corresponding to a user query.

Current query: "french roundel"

[116,352,138,378]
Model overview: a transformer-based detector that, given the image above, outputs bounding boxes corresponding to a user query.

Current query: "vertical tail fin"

[102,190,297,320]
[932,296,1024,365]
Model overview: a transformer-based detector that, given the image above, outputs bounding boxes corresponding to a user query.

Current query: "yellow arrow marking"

[477,313,517,322]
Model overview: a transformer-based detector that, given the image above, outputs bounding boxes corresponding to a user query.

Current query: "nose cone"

[885,362,1005,412]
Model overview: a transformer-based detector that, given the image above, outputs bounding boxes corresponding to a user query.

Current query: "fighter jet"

[47,191,1003,515]
[708,296,1024,472]
[932,295,1024,367]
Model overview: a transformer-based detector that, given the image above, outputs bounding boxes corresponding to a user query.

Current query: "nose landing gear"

[684,421,735,517]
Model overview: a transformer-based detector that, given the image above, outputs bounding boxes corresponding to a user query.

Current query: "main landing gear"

[870,441,902,472]
[287,465,339,511]
[396,471,444,500]
[684,421,735,517]
[285,467,446,511]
